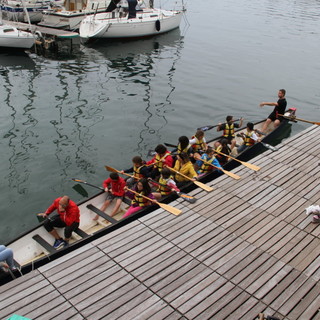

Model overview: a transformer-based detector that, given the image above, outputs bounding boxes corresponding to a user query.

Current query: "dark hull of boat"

[0,117,292,285]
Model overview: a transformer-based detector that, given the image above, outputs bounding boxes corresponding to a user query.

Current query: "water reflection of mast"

[52,61,103,178]
[136,33,184,157]
[2,59,39,194]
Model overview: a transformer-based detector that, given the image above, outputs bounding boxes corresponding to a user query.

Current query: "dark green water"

[1,0,320,243]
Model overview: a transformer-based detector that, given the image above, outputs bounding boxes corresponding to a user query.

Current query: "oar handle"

[105,166,137,179]
[126,188,157,204]
[145,159,162,167]
[194,156,221,170]
[166,166,195,181]
[198,118,242,131]
[214,150,234,161]
[72,178,104,190]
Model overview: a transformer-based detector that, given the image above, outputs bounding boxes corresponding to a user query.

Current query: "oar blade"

[194,180,214,192]
[243,162,260,171]
[159,202,182,215]
[221,169,241,180]
[72,184,89,197]
[105,165,118,173]
[177,192,197,204]
[261,142,279,152]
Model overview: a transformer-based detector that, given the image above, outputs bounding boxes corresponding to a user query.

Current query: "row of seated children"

[96,118,259,219]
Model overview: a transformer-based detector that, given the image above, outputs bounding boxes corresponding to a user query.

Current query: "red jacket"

[103,177,126,197]
[146,151,173,169]
[45,197,80,226]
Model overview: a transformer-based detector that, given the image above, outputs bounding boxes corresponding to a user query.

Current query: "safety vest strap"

[132,192,149,207]
[223,123,235,137]
[199,156,215,173]
[244,131,255,146]
[158,176,173,195]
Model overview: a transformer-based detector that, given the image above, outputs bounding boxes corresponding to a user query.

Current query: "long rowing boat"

[0,108,295,285]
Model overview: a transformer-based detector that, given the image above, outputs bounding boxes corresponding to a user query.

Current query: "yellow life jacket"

[158,175,174,195]
[133,165,144,179]
[191,136,205,151]
[223,123,235,138]
[155,152,170,171]
[244,131,255,146]
[132,192,149,207]
[199,155,215,173]
[177,143,191,154]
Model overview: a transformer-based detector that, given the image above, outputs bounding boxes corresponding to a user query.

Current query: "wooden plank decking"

[0,125,319,320]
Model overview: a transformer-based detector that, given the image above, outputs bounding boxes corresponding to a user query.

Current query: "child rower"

[147,144,173,180]
[197,146,222,176]
[172,152,198,188]
[94,172,126,220]
[237,122,260,153]
[122,155,150,188]
[149,167,180,200]
[189,130,208,169]
[176,136,193,155]
[123,178,154,218]
[217,116,243,150]
[215,138,231,166]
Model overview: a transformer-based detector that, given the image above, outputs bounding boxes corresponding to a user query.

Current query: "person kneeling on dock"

[122,178,154,218]
[150,167,180,200]
[237,122,260,154]
[40,196,80,249]
[197,146,222,176]
[93,172,126,220]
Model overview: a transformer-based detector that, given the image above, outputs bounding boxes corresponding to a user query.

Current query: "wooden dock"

[0,125,319,320]
[4,21,79,38]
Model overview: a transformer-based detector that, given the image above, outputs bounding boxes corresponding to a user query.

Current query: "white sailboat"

[79,0,184,40]
[0,0,64,23]
[38,0,112,30]
[0,4,34,49]
[0,21,34,48]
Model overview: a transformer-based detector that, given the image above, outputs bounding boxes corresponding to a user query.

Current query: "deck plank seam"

[127,209,308,319]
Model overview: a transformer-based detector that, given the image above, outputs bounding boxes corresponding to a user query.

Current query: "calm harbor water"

[1,0,320,244]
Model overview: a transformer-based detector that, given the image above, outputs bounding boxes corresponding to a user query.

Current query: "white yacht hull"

[79,8,183,39]
[0,0,63,23]
[0,24,34,49]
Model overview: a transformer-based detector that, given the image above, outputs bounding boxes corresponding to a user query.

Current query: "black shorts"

[268,112,283,122]
[105,193,123,201]
[43,215,79,239]
[224,136,234,144]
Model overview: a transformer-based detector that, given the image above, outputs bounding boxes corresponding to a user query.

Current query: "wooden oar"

[105,166,135,179]
[149,179,197,204]
[126,188,182,216]
[195,156,241,180]
[278,114,320,126]
[164,143,177,148]
[197,118,241,131]
[214,150,260,171]
[106,165,197,203]
[71,178,104,191]
[72,184,89,197]
[166,166,213,192]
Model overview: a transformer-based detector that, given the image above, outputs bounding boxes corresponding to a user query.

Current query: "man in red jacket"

[93,172,126,220]
[41,195,80,249]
